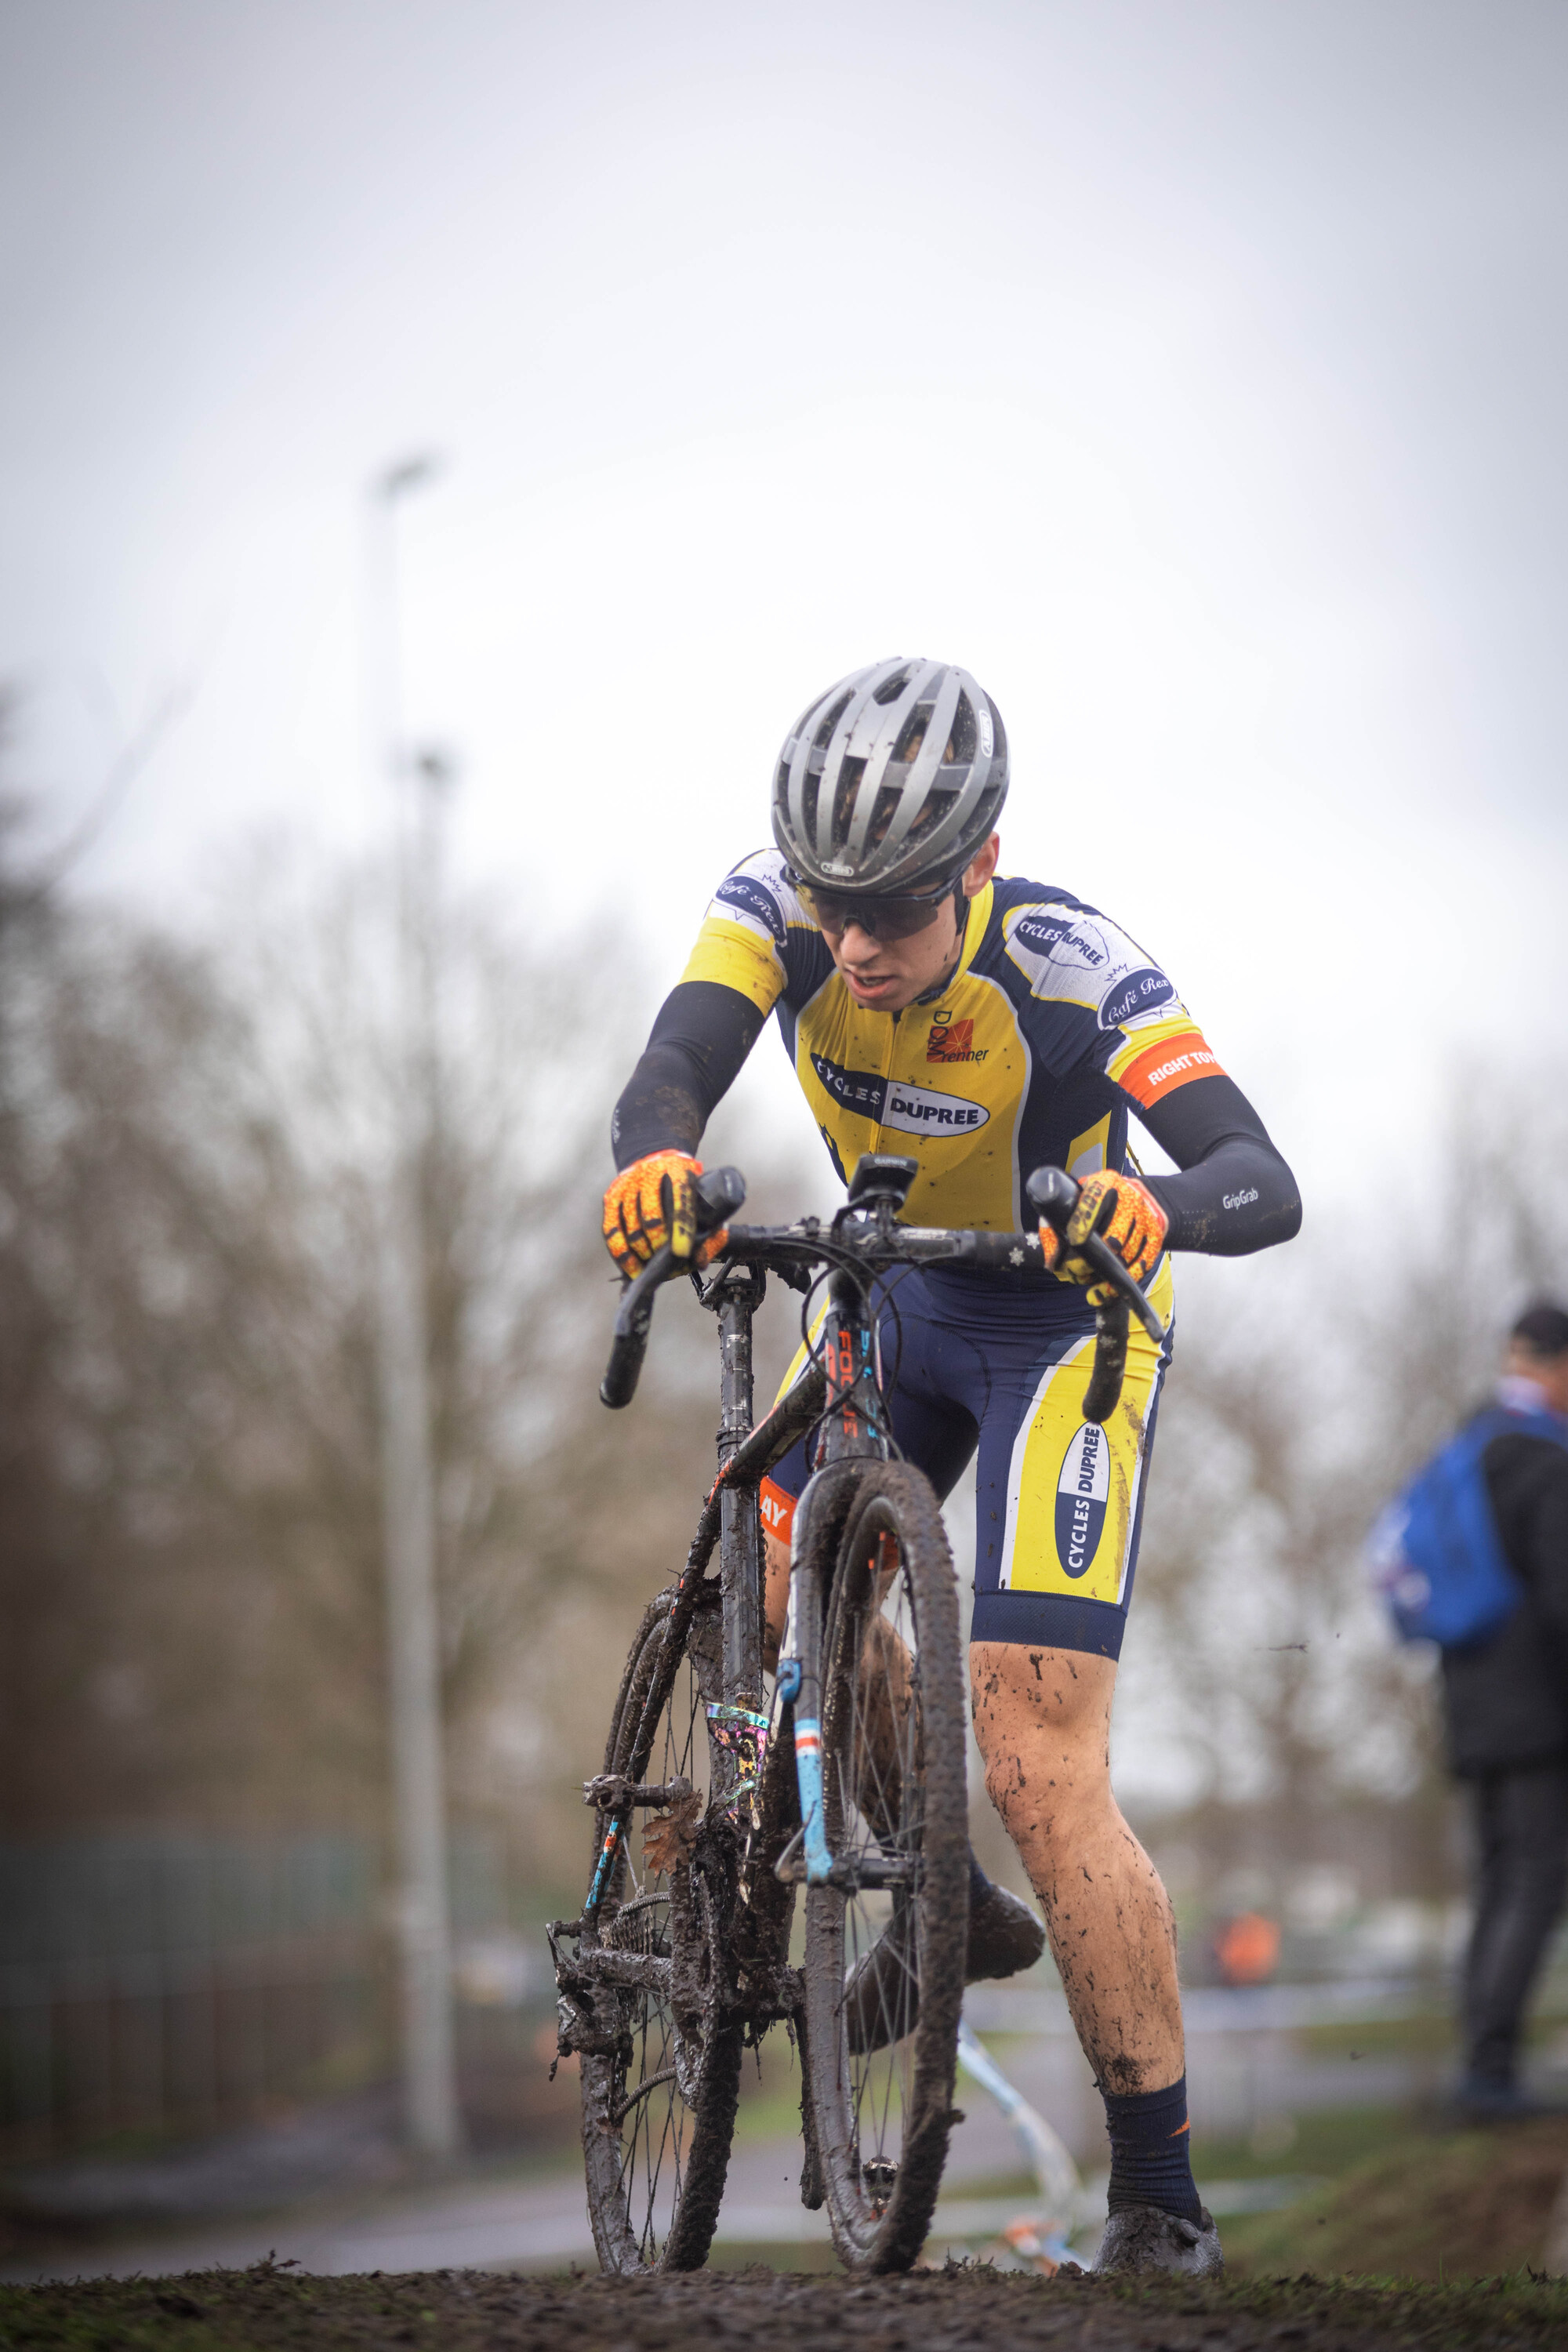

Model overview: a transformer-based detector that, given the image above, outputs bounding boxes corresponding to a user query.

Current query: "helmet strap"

[916,885,974,1005]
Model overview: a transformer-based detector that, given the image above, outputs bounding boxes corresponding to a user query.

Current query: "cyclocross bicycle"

[549,1152,1164,2278]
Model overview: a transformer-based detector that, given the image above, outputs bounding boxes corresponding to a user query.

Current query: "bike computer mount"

[844,1154,918,1219]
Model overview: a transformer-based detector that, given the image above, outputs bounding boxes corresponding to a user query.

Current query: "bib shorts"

[760,1257,1174,1662]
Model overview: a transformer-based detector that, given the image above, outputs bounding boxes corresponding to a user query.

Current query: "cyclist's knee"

[971,1640,1115,1824]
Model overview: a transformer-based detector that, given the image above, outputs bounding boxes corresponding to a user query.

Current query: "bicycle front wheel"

[575,1582,745,2274]
[802,1461,969,2272]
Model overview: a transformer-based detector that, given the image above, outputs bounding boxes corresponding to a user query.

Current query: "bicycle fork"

[776,1272,887,1888]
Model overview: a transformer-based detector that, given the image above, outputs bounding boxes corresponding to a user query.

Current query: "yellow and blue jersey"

[679,849,1225,1229]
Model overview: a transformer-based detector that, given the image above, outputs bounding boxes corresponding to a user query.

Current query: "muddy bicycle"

[549,1152,1165,2278]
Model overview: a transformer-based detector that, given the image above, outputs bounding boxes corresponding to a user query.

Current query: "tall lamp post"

[364,453,461,2162]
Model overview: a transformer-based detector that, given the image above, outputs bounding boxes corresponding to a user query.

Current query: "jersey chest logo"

[808,1054,990,1137]
[926,1013,989,1064]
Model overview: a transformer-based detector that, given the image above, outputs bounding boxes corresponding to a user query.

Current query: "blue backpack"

[1369,1405,1568,1648]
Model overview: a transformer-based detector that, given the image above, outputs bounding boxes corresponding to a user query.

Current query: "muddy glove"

[602,1149,725,1276]
[1039,1170,1167,1303]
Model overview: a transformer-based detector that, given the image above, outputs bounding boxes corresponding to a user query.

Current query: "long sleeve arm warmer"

[1138,1076,1302,1256]
[610,982,764,1169]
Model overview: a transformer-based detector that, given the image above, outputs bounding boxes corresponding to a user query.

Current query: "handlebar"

[601,1161,1167,1425]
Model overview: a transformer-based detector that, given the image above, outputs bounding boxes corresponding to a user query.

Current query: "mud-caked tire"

[572,1584,745,2274]
[801,1463,968,2272]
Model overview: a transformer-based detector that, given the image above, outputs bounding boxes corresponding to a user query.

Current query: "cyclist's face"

[817,835,1000,1011]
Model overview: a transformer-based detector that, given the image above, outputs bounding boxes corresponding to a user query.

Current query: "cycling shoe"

[1093,2203,1223,2278]
[844,1870,1044,2056]
[967,1873,1047,1980]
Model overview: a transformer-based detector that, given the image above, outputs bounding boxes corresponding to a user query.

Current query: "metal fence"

[0,1835,388,2162]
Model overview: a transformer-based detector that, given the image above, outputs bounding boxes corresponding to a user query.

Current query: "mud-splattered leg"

[968,1639,1183,2094]
[763,1529,791,1671]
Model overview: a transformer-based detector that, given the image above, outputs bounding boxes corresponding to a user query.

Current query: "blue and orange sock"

[1101,2074,1202,2222]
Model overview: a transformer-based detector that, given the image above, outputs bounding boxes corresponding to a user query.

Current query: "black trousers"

[1461,1756,1568,2084]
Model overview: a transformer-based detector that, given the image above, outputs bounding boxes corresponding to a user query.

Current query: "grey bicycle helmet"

[771,657,1008,896]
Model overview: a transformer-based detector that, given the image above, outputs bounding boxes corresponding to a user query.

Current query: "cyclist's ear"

[961,833,1000,896]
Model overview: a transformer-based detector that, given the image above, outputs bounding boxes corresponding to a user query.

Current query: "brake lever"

[1025,1166,1167,1346]
[1076,1232,1167,1347]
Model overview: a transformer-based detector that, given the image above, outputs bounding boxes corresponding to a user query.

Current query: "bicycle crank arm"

[772,1848,922,1892]
[565,1947,675,1997]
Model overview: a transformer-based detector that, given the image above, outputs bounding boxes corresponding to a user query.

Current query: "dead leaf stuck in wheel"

[641,1784,702,1875]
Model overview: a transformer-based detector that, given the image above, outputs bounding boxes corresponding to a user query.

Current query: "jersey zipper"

[871,1008,900,1152]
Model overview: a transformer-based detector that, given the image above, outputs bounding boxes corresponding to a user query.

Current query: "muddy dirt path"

[5,2259,1568,2350]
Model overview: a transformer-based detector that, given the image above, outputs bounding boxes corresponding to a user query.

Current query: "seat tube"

[716,1290,763,1709]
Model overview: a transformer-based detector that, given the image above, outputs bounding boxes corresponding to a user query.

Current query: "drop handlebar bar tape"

[600,1242,677,1409]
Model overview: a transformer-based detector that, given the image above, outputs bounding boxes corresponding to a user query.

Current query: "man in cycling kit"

[601,659,1301,2277]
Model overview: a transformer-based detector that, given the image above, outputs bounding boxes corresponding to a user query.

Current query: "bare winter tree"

[0,820,731,1889]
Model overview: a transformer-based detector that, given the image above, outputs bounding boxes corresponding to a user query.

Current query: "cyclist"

[601,658,1301,2277]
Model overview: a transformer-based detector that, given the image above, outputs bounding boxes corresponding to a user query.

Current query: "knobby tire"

[801,1461,968,2273]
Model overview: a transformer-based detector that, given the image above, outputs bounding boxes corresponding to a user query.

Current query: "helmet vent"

[945,695,978,764]
[868,782,904,847]
[815,691,854,750]
[832,760,866,842]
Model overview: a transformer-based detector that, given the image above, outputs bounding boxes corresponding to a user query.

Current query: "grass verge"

[1221,2114,1568,2279]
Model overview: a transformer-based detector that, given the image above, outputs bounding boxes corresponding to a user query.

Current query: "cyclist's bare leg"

[970,1639,1183,2095]
[763,1530,790,1671]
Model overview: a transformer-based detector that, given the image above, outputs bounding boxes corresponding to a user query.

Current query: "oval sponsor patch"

[1013,913,1111,971]
[880,1079,989,1137]
[714,873,787,946]
[1098,965,1174,1031]
[1054,1421,1109,1578]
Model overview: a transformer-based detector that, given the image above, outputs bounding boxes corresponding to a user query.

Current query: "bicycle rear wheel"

[801,1462,968,2272]
[574,1583,745,2274]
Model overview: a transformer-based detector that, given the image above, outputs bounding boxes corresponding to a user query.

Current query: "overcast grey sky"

[3,0,1566,1208]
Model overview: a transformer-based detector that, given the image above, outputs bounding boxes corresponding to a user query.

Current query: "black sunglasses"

[796,876,964,942]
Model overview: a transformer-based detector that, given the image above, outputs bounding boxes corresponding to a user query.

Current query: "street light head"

[415,746,459,797]
[375,453,443,503]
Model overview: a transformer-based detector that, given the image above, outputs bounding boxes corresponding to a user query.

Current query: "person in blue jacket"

[1443,1301,1568,2115]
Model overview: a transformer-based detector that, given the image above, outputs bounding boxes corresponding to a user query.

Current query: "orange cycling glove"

[602,1149,727,1276]
[1040,1170,1168,1304]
